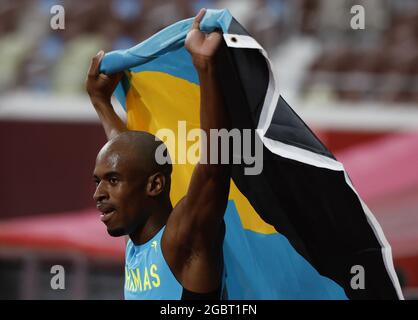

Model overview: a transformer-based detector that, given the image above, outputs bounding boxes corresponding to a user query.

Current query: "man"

[86,9,231,299]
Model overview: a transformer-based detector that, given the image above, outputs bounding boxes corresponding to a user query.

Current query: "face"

[93,147,148,237]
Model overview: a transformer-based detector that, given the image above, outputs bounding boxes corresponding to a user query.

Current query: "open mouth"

[100,210,116,223]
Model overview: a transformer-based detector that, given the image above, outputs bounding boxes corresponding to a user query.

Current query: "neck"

[129,198,172,245]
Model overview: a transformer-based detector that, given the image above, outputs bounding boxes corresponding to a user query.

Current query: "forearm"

[195,56,231,167]
[85,50,126,141]
[91,99,127,141]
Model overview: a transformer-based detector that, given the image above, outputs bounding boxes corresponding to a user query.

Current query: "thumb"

[88,50,105,77]
[191,8,206,30]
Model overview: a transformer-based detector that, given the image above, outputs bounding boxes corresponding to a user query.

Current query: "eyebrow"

[93,171,121,180]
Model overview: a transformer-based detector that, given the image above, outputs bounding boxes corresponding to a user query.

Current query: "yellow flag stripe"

[125,71,276,234]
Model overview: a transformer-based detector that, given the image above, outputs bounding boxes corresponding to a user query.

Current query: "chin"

[107,227,127,237]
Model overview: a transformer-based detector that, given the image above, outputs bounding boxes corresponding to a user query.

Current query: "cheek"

[117,186,144,216]
[108,186,129,214]
[112,178,146,210]
[126,194,143,215]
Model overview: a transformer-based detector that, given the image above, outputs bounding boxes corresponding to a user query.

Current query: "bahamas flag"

[100,9,403,299]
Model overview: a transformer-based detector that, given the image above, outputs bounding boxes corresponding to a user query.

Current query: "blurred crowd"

[303,0,418,104]
[0,0,326,94]
[0,0,417,104]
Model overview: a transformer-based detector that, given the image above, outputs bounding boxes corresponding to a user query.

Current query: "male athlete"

[86,9,231,299]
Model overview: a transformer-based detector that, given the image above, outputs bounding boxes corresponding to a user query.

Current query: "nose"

[93,181,108,202]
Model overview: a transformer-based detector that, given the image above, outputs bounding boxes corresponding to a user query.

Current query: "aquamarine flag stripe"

[103,9,233,110]
[130,47,199,85]
[223,201,348,299]
[100,9,233,75]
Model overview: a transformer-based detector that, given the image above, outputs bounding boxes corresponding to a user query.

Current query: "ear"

[146,173,166,197]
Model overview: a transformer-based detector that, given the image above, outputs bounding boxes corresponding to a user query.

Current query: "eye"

[93,178,100,186]
[109,177,119,185]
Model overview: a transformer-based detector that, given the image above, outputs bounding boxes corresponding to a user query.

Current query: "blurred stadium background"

[0,0,417,299]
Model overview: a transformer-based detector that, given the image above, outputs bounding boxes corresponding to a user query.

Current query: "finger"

[207,30,222,40]
[87,50,104,77]
[191,8,206,30]
[87,51,102,77]
[98,71,124,83]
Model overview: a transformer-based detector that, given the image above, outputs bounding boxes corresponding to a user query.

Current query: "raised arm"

[85,51,127,140]
[172,9,231,246]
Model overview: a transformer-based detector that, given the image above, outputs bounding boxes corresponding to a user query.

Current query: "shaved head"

[98,131,172,180]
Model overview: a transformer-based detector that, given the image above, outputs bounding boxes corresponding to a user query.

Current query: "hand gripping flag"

[100,9,403,299]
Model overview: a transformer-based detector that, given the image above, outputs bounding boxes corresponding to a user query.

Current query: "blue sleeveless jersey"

[124,226,184,300]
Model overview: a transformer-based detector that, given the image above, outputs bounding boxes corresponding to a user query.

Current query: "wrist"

[192,54,217,72]
[90,95,112,108]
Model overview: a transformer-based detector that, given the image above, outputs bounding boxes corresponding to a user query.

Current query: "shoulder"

[161,195,225,260]
[161,197,190,253]
[162,199,226,258]
[163,197,222,249]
